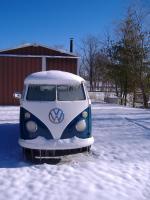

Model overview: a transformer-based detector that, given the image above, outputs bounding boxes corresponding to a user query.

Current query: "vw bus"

[15,70,94,161]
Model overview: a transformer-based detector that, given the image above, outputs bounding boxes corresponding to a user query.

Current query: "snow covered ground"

[0,103,150,200]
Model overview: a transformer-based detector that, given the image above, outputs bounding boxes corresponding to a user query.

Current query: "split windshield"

[26,84,86,101]
[26,85,56,101]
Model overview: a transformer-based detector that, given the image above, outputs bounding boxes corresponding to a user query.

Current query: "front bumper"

[19,136,94,150]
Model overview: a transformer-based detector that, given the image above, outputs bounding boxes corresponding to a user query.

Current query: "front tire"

[23,148,35,162]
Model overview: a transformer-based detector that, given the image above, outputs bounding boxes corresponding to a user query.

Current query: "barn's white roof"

[24,70,85,85]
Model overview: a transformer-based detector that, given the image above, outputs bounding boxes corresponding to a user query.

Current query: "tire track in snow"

[124,117,150,131]
[123,117,150,199]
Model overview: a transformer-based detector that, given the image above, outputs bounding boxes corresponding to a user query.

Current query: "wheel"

[23,148,35,162]
[87,145,91,152]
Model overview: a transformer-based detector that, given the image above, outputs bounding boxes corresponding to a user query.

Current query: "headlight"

[75,119,86,132]
[82,111,88,118]
[26,121,38,133]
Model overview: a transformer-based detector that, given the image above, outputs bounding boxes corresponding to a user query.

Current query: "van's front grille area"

[23,146,91,163]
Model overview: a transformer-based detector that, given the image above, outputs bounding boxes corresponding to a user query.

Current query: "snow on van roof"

[24,70,85,85]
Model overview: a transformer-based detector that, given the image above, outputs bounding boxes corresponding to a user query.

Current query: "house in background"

[0,43,79,105]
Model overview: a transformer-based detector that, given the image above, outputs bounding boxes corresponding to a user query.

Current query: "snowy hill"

[0,104,150,200]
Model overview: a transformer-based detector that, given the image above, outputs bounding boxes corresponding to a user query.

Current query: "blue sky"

[0,0,148,51]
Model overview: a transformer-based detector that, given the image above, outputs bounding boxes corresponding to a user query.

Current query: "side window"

[21,85,26,100]
[83,84,89,99]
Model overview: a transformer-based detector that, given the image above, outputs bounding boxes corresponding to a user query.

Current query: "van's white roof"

[24,70,85,85]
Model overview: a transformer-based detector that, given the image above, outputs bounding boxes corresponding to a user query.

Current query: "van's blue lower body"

[20,106,92,140]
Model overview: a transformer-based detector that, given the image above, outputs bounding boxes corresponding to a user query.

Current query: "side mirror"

[13,92,22,99]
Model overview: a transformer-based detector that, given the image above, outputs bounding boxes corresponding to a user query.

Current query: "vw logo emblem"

[49,108,64,124]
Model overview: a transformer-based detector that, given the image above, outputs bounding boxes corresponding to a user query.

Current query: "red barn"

[0,43,79,105]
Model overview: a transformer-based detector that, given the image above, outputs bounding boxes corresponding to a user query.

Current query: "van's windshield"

[26,84,86,101]
[57,85,86,101]
[26,85,56,101]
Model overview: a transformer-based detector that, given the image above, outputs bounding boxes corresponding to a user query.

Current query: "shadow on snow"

[0,123,29,168]
[0,123,62,168]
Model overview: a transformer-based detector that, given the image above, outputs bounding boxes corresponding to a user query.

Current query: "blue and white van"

[15,70,94,161]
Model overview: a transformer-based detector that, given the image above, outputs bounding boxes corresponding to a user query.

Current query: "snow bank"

[0,104,150,200]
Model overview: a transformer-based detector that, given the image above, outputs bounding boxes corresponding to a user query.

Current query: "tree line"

[80,8,150,108]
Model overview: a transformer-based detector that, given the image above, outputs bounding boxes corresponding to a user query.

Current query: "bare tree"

[80,35,101,90]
